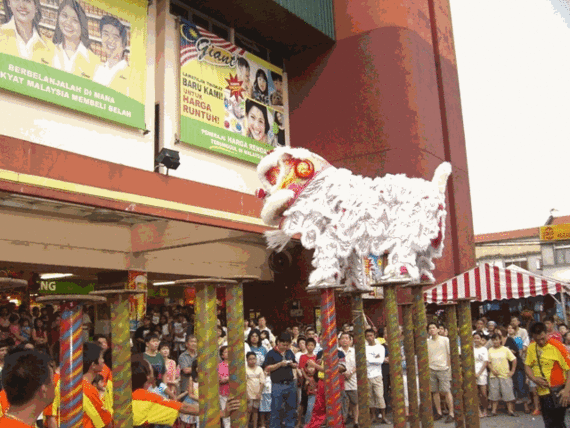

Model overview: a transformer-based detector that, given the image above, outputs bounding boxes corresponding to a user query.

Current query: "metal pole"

[446,304,464,428]
[196,283,221,428]
[320,288,343,427]
[411,284,434,428]
[352,293,371,428]
[383,284,406,428]
[226,280,247,428]
[457,300,479,428]
[402,303,419,428]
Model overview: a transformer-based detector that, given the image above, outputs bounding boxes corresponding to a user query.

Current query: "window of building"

[504,259,529,270]
[170,1,283,68]
[554,245,570,265]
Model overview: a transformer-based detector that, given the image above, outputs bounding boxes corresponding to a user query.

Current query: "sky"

[449,0,570,235]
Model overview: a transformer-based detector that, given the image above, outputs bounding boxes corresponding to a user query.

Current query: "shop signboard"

[179,19,287,164]
[0,0,147,129]
[38,279,95,295]
[540,224,570,241]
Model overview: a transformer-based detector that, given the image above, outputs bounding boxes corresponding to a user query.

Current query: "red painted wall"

[282,0,475,325]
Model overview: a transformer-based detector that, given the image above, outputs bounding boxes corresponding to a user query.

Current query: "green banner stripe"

[180,117,273,164]
[0,54,145,129]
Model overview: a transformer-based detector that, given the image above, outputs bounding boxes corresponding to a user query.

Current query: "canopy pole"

[562,290,568,324]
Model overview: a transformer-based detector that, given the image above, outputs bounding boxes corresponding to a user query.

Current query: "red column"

[287,0,475,284]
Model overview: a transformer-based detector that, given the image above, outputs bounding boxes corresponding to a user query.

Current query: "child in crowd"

[260,330,272,351]
[304,366,318,424]
[219,346,230,428]
[473,332,489,418]
[246,352,265,428]
[92,373,106,400]
[259,367,272,428]
[179,359,199,428]
[19,318,31,342]
[159,342,179,399]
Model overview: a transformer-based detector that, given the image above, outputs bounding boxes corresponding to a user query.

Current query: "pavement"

[345,410,546,427]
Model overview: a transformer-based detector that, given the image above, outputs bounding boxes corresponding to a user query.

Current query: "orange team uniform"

[100,364,112,385]
[0,416,35,427]
[44,376,112,428]
[132,389,183,426]
[0,389,9,416]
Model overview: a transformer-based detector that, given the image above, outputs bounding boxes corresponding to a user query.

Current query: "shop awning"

[425,263,570,304]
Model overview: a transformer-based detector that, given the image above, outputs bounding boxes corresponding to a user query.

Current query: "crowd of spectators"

[0,302,569,428]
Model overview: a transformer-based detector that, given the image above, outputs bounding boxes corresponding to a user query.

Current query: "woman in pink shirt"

[219,345,230,428]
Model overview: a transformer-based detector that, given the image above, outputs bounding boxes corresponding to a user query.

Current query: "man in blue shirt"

[263,332,298,428]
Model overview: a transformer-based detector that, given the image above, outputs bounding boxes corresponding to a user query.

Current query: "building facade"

[0,0,474,330]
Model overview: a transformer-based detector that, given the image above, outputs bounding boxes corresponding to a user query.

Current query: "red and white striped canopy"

[425,263,570,304]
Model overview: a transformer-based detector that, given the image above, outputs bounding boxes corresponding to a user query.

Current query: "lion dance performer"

[256,147,451,425]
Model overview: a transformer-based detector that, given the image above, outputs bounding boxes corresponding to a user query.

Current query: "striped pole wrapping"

[111,295,133,428]
[446,305,465,428]
[383,285,406,428]
[457,300,479,428]
[226,282,247,428]
[60,301,84,428]
[402,304,419,428]
[320,288,343,427]
[351,294,371,428]
[196,284,221,428]
[411,285,434,428]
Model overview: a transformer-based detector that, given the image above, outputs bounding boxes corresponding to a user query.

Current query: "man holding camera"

[263,332,298,428]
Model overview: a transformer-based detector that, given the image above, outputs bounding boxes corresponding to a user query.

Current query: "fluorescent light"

[153,281,175,286]
[40,273,74,280]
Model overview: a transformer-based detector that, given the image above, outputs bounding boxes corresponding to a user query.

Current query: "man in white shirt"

[427,322,454,423]
[510,315,529,346]
[257,316,276,344]
[340,332,358,425]
[365,328,388,424]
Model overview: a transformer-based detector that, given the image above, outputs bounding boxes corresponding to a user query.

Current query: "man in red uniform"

[0,349,56,427]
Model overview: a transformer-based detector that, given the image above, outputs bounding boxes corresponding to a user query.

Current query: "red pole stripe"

[485,264,492,301]
[475,266,481,301]
[505,267,513,299]
[452,277,458,301]
[493,265,501,301]
[517,272,524,299]
[464,272,470,300]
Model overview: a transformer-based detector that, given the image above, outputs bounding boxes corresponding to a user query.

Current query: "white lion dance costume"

[256,147,452,291]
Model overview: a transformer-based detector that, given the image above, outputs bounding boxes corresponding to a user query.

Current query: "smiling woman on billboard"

[52,0,98,79]
[0,0,54,63]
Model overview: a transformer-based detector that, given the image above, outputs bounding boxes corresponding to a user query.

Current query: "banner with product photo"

[179,18,287,164]
[0,0,146,129]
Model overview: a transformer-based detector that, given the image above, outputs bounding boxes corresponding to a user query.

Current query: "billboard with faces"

[179,19,287,164]
[0,0,147,129]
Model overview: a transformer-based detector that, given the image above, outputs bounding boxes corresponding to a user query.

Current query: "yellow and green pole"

[402,303,419,428]
[458,299,479,428]
[225,276,259,428]
[445,303,464,428]
[381,282,406,428]
[411,284,434,428]
[351,292,371,428]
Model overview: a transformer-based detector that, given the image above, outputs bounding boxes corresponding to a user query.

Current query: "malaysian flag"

[180,19,246,66]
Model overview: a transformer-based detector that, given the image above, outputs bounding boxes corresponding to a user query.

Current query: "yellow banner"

[540,224,570,241]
